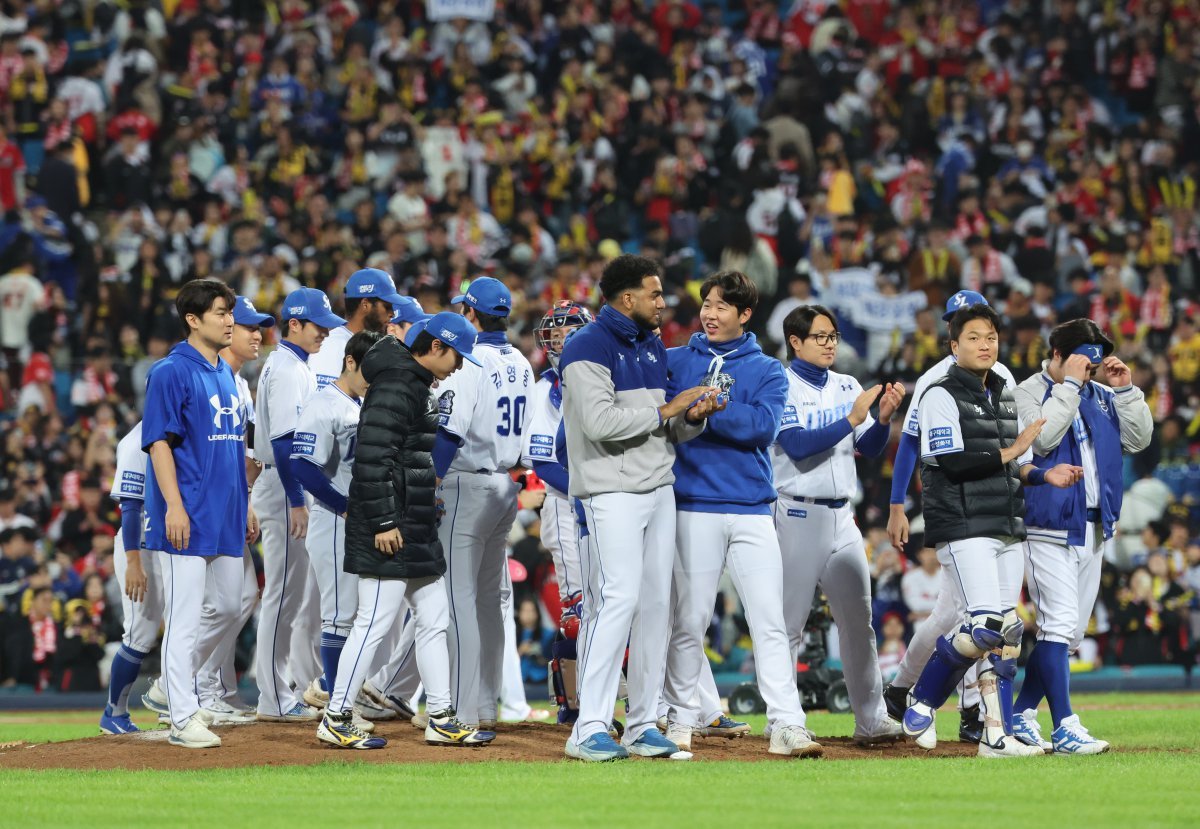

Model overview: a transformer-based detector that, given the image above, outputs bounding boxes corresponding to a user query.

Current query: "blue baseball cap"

[280,288,347,329]
[346,268,405,307]
[404,311,482,367]
[943,290,989,321]
[391,295,431,326]
[1071,344,1106,365]
[451,276,511,317]
[233,295,275,327]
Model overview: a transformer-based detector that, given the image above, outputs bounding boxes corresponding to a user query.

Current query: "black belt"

[1086,508,1101,523]
[784,495,849,509]
[263,463,274,469]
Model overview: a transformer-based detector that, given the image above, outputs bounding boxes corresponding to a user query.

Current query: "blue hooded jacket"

[667,332,787,514]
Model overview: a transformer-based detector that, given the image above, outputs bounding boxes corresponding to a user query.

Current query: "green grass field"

[3,693,1199,829]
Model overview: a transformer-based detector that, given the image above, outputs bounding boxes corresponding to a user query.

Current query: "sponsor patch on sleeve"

[119,482,144,496]
[528,446,553,458]
[928,438,954,452]
[531,434,553,446]
[928,427,952,439]
[781,405,799,426]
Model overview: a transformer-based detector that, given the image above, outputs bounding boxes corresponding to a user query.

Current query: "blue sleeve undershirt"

[855,420,891,457]
[271,435,306,508]
[890,431,919,505]
[119,499,143,553]
[532,460,569,494]
[433,429,462,479]
[290,457,348,514]
[776,419,853,462]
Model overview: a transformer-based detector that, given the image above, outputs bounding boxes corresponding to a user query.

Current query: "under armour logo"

[210,394,242,429]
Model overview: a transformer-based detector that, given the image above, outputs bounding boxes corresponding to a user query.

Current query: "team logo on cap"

[438,328,458,342]
[243,298,258,313]
[952,292,968,308]
[359,284,375,294]
[322,294,332,310]
[288,305,305,315]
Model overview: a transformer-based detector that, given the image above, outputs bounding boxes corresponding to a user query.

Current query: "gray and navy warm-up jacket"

[558,305,704,498]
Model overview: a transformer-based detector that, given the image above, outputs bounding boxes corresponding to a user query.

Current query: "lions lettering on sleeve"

[771,366,870,500]
[291,383,361,500]
[111,422,147,501]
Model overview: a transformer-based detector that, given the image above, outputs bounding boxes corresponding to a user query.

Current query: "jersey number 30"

[496,396,526,437]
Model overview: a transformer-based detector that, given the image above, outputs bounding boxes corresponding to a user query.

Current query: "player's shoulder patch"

[438,390,455,414]
[781,404,799,426]
[928,438,954,451]
[530,434,553,446]
[293,431,317,456]
[928,427,952,439]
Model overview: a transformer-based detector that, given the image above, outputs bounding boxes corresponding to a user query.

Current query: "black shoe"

[958,704,982,744]
[883,684,909,722]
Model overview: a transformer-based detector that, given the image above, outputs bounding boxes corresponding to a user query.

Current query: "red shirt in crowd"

[0,139,24,211]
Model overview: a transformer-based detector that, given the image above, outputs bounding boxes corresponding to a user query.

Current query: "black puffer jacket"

[344,336,444,580]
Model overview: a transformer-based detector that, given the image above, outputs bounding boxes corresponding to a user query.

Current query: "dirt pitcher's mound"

[0,721,981,770]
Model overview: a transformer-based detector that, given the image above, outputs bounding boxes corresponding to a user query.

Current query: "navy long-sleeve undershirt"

[291,457,348,514]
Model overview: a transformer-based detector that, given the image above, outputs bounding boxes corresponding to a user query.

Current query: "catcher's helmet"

[536,301,594,367]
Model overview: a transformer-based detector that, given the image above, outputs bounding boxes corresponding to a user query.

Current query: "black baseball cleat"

[883,684,909,723]
[958,704,983,744]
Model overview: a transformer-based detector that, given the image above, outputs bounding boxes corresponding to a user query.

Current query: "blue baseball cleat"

[565,732,630,762]
[626,728,679,758]
[100,705,141,735]
[902,704,937,750]
[1013,710,1051,752]
[699,714,751,738]
[1052,715,1110,755]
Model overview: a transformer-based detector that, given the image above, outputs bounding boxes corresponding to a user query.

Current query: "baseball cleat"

[665,721,694,752]
[317,710,387,750]
[883,683,909,722]
[1052,716,1110,755]
[99,705,141,735]
[141,677,169,715]
[478,719,498,729]
[565,733,629,762]
[656,716,668,731]
[768,725,824,758]
[362,681,416,719]
[411,711,429,729]
[625,728,679,758]
[853,718,905,746]
[1013,710,1052,752]
[958,704,983,744]
[978,735,1041,758]
[699,714,751,738]
[302,678,330,710]
[202,702,256,726]
[168,715,222,749]
[355,691,397,721]
[351,708,376,733]
[903,704,937,750]
[257,702,321,723]
[426,710,496,746]
[500,706,552,723]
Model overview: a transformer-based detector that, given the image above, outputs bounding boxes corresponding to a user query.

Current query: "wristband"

[1026,467,1046,486]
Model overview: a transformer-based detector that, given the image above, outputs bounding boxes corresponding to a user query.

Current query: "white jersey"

[919,386,1032,466]
[111,422,147,503]
[436,337,534,473]
[521,372,565,496]
[291,382,361,510]
[902,355,1016,438]
[254,343,317,460]
[309,325,353,391]
[771,365,876,501]
[234,370,256,459]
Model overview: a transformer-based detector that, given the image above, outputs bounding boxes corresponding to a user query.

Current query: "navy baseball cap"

[391,295,431,325]
[280,288,346,329]
[233,295,275,327]
[404,311,482,366]
[346,268,405,307]
[451,276,511,317]
[1072,344,1107,365]
[943,290,989,321]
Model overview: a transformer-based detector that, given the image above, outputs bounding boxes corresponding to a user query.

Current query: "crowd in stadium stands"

[2,0,1199,691]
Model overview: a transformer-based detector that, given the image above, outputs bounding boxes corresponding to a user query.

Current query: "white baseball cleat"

[854,717,905,746]
[1013,710,1052,752]
[351,708,376,733]
[169,716,222,749]
[1052,715,1110,755]
[356,691,397,721]
[768,725,823,758]
[665,721,694,752]
[202,701,256,725]
[411,711,430,729]
[902,704,937,750]
[978,736,1042,758]
[302,678,330,710]
[257,702,322,723]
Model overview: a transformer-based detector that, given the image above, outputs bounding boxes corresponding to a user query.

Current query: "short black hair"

[599,254,661,301]
[408,330,437,356]
[344,296,387,319]
[948,304,1003,342]
[782,304,837,345]
[176,278,236,336]
[343,330,383,372]
[700,270,758,315]
[1048,318,1114,360]
[472,308,508,333]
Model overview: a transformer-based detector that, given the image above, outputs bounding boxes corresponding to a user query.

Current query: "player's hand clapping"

[375,528,404,555]
[877,382,906,424]
[289,505,309,540]
[1044,463,1085,488]
[1063,354,1093,384]
[1002,417,1046,463]
[165,501,191,550]
[848,385,882,427]
[1102,355,1131,387]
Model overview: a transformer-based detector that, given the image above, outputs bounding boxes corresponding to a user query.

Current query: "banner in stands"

[427,0,496,21]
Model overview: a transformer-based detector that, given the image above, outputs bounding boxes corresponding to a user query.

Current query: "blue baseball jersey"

[141,342,248,557]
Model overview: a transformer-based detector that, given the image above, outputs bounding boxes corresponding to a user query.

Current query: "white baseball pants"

[774,497,889,734]
[330,575,452,716]
[938,536,1024,615]
[367,601,423,705]
[438,471,519,724]
[891,567,981,708]
[160,552,244,728]
[542,491,584,602]
[196,551,257,707]
[1025,525,1109,649]
[114,539,163,654]
[572,486,676,745]
[665,511,805,730]
[307,508,359,637]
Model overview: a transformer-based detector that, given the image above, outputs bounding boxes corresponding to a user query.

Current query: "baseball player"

[292,330,382,724]
[99,422,157,734]
[141,279,250,749]
[900,304,1081,758]
[192,296,273,721]
[770,303,905,747]
[559,254,722,762]
[662,271,819,757]
[310,268,403,389]
[318,313,495,749]
[1011,320,1151,754]
[253,287,345,722]
[882,291,1017,743]
[433,276,533,726]
[387,296,431,340]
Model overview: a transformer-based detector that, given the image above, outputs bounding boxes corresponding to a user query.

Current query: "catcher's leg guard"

[550,635,579,725]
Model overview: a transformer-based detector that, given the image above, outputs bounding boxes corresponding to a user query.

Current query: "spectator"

[3,585,57,689]
[876,611,907,682]
[901,547,940,626]
[0,526,39,614]
[515,597,552,685]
